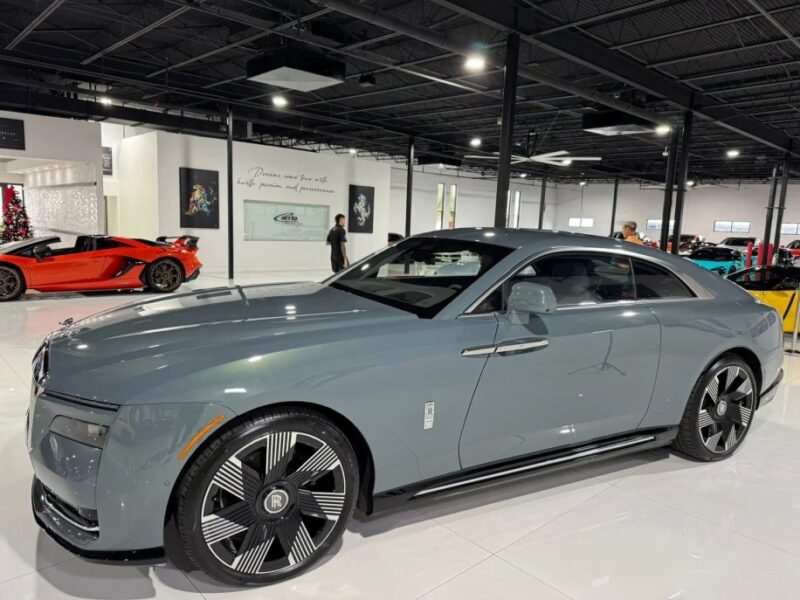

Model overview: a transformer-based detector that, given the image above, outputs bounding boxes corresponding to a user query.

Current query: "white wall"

[0,110,104,233]
[389,167,557,234]
[109,131,392,273]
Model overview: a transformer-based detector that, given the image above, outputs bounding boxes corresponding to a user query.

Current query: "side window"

[509,253,635,307]
[94,238,123,251]
[631,259,694,299]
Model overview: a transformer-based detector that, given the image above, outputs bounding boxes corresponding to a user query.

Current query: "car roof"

[416,227,612,248]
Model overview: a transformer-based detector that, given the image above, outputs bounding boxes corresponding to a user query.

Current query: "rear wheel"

[0,265,25,301]
[175,410,359,586]
[145,259,182,292]
[673,355,756,461]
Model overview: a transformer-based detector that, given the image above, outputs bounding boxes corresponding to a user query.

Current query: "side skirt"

[371,427,677,514]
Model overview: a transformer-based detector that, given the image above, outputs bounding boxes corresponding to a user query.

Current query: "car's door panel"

[459,304,659,468]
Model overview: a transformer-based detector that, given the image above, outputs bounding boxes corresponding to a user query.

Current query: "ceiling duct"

[246,45,345,92]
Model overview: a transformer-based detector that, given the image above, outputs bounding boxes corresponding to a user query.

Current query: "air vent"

[246,47,346,92]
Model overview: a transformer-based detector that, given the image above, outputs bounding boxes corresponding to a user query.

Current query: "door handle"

[495,338,549,355]
[462,338,549,357]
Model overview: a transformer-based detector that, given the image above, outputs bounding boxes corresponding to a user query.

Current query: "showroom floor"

[2,273,800,599]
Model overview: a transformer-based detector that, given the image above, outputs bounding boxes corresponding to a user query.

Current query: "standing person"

[326,213,349,273]
[622,221,644,245]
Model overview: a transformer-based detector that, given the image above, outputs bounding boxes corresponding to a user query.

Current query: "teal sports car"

[689,246,745,275]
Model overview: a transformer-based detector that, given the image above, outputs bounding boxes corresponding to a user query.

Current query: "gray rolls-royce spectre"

[28,229,783,586]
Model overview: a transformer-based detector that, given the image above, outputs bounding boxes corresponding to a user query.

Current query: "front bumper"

[28,384,236,554]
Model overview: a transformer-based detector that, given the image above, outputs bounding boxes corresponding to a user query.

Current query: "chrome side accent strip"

[413,435,656,497]
[461,346,496,357]
[41,493,100,533]
[495,339,549,353]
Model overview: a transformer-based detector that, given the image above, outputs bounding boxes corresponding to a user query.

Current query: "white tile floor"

[2,271,800,599]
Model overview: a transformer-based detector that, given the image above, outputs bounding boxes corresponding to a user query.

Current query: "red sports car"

[0,235,201,301]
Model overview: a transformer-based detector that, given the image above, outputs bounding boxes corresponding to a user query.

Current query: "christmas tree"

[2,186,33,242]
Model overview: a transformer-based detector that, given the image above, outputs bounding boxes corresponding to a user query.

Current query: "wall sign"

[101,146,113,175]
[179,167,219,229]
[348,185,374,233]
[244,199,329,241]
[0,118,25,150]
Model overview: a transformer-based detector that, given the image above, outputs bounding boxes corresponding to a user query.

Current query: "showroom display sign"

[0,118,25,150]
[348,184,375,233]
[101,146,113,175]
[179,167,219,229]
[243,199,329,241]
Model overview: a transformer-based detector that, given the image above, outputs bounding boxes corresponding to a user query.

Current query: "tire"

[0,265,25,301]
[673,354,757,461]
[145,258,183,293]
[175,409,359,586]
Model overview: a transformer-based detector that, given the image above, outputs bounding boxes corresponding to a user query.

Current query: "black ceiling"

[1,0,799,183]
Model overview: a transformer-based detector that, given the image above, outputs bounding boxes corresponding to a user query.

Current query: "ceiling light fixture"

[464,54,486,72]
[580,180,588,186]
[272,95,288,108]
[655,124,672,135]
[348,148,357,155]
[726,149,740,158]
[520,173,527,179]
[98,96,112,105]
[662,146,669,157]
[687,179,696,187]
[561,159,573,166]
[469,137,482,147]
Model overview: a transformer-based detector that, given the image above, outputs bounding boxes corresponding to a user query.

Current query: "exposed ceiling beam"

[434,0,798,156]
[5,0,66,51]
[81,5,193,65]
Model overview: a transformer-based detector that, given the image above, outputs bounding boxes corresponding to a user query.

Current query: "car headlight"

[49,416,109,449]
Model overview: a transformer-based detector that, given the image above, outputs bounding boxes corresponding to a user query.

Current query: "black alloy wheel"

[0,266,25,301]
[146,259,182,292]
[175,411,359,586]
[674,355,756,461]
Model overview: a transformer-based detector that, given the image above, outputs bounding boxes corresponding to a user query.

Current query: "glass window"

[631,259,694,299]
[332,238,512,318]
[567,217,594,229]
[714,221,733,232]
[506,190,521,228]
[434,184,457,230]
[506,253,635,307]
[94,238,124,250]
[731,221,750,233]
[781,224,799,235]
[729,268,800,291]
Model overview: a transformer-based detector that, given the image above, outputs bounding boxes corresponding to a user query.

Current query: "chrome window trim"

[463,246,714,316]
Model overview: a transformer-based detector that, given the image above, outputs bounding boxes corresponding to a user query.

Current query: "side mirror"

[507,282,557,324]
[33,246,52,260]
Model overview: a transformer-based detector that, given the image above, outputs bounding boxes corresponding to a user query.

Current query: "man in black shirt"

[326,213,349,273]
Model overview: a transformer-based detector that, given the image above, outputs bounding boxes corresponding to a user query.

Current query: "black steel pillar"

[671,111,693,255]
[762,164,780,265]
[537,168,548,229]
[773,156,791,254]
[659,128,680,251]
[404,136,414,238]
[609,178,619,237]
[227,106,234,280]
[494,33,520,228]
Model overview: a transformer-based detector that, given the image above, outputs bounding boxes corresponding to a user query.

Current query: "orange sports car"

[0,235,201,301]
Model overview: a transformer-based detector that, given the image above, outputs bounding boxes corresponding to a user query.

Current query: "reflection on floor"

[2,270,800,599]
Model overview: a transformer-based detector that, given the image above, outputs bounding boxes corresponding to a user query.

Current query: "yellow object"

[748,290,799,333]
[178,415,226,460]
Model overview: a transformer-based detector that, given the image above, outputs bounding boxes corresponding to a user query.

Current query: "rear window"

[632,259,694,299]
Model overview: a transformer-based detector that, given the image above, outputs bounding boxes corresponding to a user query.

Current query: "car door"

[29,238,112,287]
[459,251,661,469]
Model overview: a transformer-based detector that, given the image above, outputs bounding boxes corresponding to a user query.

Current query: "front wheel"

[673,355,757,461]
[0,265,25,301]
[175,410,359,586]
[145,259,183,292]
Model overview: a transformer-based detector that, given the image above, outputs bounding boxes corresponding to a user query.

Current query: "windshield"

[330,237,512,317]
[729,267,800,291]
[0,237,55,255]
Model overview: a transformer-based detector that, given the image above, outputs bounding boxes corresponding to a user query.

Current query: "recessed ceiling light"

[687,179,696,187]
[561,159,573,166]
[469,137,482,147]
[579,180,588,186]
[348,148,357,155]
[662,145,669,157]
[464,54,486,72]
[655,124,671,135]
[726,149,740,158]
[520,173,527,179]
[98,96,112,105]
[272,95,288,108]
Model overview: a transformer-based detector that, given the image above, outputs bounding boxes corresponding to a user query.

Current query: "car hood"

[43,282,415,403]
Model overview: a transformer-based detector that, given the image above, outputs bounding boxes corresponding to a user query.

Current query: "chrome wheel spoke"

[698,410,714,429]
[704,429,723,451]
[202,501,255,545]
[724,424,738,451]
[212,456,262,501]
[231,522,276,574]
[298,490,345,520]
[277,511,316,566]
[287,443,340,487]
[705,376,720,404]
[264,431,296,483]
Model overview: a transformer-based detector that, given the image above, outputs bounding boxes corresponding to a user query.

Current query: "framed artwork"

[179,167,219,229]
[347,185,374,233]
[0,118,25,150]
[101,146,113,175]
